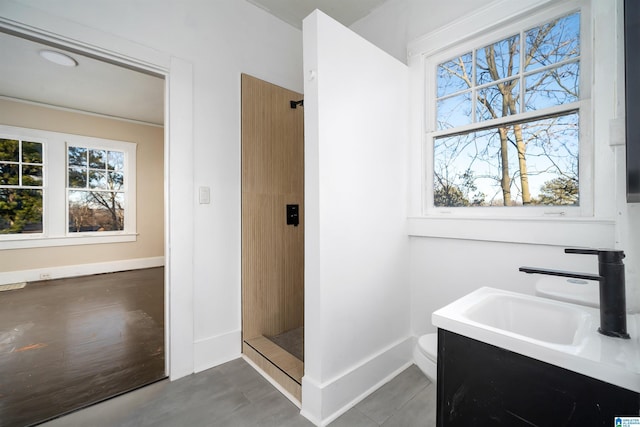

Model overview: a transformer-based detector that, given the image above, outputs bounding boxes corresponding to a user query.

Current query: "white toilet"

[414,332,438,384]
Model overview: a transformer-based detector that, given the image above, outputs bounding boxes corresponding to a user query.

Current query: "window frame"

[66,142,130,235]
[0,134,47,236]
[0,125,137,249]
[421,0,593,218]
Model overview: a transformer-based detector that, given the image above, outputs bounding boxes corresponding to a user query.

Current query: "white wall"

[4,0,637,415]
[1,0,303,377]
[351,0,640,344]
[350,0,489,63]
[302,11,411,425]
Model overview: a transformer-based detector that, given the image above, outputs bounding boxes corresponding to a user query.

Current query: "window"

[0,138,44,234]
[68,146,125,232]
[425,6,587,214]
[0,125,136,248]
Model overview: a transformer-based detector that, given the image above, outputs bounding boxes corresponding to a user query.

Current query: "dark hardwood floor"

[0,267,165,427]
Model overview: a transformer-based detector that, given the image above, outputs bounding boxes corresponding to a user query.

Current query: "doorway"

[0,29,167,426]
[241,74,305,403]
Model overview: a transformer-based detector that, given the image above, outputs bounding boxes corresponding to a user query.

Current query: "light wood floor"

[0,267,165,427]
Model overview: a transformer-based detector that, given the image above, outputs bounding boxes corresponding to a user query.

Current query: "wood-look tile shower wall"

[241,74,304,343]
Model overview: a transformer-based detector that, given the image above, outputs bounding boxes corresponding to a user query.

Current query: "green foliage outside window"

[0,138,43,234]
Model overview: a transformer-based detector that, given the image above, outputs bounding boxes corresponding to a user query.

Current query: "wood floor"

[0,267,165,427]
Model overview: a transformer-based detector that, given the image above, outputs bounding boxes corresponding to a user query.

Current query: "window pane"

[525,62,579,111]
[476,34,520,85]
[89,171,108,189]
[433,132,486,207]
[476,80,520,121]
[437,53,473,97]
[433,112,579,207]
[0,163,19,185]
[89,149,106,169]
[525,12,580,72]
[22,165,43,186]
[68,146,87,167]
[0,139,19,162]
[69,166,87,188]
[108,171,124,190]
[68,190,124,232]
[437,92,472,130]
[108,151,124,171]
[22,141,42,164]
[0,188,43,234]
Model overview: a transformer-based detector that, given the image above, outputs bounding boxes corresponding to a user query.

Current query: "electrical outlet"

[39,273,51,280]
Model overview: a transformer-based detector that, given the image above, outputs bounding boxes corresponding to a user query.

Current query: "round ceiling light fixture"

[39,49,78,67]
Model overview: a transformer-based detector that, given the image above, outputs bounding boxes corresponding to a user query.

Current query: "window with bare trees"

[426,9,584,211]
[68,146,126,232]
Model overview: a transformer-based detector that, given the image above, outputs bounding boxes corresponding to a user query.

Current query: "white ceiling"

[0,31,165,126]
[246,0,388,29]
[0,1,385,126]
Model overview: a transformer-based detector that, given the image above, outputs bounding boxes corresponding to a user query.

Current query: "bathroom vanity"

[437,330,639,425]
[433,288,640,426]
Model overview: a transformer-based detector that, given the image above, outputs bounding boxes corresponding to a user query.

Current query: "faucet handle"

[565,248,625,263]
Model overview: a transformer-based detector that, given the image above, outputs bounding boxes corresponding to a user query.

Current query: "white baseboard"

[300,336,413,426]
[194,329,241,373]
[0,256,164,286]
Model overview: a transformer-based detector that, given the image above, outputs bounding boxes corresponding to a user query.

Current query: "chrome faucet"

[520,248,630,339]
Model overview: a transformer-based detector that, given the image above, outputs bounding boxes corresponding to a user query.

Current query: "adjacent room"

[0,32,166,426]
[0,0,637,426]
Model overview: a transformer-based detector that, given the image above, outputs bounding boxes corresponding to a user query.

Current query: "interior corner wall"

[349,0,494,63]
[0,98,164,275]
[302,11,411,425]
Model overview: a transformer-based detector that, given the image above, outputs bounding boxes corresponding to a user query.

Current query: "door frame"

[0,10,195,380]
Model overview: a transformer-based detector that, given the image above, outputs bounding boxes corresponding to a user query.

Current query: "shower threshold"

[244,335,303,386]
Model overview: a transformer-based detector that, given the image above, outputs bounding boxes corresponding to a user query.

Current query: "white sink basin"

[463,292,589,345]
[432,287,640,393]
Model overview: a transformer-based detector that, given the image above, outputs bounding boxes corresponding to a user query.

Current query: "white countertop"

[432,287,640,393]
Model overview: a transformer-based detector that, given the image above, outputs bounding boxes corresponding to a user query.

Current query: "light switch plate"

[199,186,211,204]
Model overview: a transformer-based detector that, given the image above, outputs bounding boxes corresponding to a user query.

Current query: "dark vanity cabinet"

[436,329,640,426]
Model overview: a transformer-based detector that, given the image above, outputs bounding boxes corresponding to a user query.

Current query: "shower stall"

[241,73,305,403]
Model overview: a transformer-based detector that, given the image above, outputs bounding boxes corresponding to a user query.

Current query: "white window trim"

[0,125,137,249]
[425,0,591,218]
[405,0,617,246]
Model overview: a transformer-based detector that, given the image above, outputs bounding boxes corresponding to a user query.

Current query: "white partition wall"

[302,11,411,425]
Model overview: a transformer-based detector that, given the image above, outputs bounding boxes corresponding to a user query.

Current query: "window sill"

[0,233,137,250]
[408,216,616,247]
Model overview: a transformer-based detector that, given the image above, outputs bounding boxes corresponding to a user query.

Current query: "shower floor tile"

[268,327,303,361]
